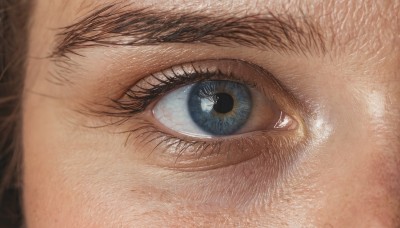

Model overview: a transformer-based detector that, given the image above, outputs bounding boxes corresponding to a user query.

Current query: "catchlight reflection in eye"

[153,80,296,138]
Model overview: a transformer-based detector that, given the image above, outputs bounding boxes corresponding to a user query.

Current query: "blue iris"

[188,80,252,135]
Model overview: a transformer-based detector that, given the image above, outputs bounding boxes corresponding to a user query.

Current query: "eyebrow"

[52,4,327,59]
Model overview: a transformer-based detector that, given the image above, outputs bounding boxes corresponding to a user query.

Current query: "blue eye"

[188,80,252,135]
[152,79,294,138]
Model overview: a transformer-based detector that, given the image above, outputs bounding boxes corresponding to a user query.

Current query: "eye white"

[152,84,213,138]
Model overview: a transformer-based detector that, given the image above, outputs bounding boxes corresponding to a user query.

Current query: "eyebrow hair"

[52,4,327,59]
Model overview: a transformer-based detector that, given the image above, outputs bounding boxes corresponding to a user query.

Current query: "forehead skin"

[24,0,400,227]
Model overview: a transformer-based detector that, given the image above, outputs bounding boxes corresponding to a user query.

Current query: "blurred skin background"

[0,0,399,227]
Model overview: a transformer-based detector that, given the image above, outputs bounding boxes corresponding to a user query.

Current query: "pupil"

[213,93,234,114]
[188,80,252,135]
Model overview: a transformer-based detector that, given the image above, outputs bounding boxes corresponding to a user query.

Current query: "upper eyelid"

[109,59,301,116]
[110,61,243,116]
[127,59,265,96]
[50,3,328,62]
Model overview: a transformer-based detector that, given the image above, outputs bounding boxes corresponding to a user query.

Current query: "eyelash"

[110,63,255,117]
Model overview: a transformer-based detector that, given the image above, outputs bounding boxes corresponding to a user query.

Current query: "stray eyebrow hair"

[52,3,327,59]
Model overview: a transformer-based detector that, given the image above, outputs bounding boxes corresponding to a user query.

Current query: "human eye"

[104,59,308,171]
[153,78,296,137]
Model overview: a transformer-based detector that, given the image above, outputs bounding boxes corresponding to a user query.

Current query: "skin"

[24,0,400,227]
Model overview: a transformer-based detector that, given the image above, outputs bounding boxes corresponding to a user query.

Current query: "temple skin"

[23,0,399,227]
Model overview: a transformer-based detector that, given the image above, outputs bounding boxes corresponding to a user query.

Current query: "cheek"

[314,143,400,226]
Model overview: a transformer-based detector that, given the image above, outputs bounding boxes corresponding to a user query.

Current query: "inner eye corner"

[272,110,299,130]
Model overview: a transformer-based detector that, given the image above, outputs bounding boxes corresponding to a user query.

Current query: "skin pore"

[24,0,399,227]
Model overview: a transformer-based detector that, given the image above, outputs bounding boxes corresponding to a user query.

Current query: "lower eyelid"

[120,118,305,172]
